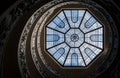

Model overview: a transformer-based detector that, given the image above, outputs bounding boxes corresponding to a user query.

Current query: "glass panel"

[46,28,64,49]
[85,17,96,28]
[84,48,96,59]
[90,34,103,42]
[64,48,85,66]
[71,10,78,23]
[46,34,60,42]
[53,48,65,60]
[80,11,102,33]
[71,53,78,66]
[53,16,65,28]
[85,28,103,49]
[64,10,85,28]
[48,11,70,33]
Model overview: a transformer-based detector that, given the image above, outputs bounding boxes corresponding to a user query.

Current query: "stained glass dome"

[46,9,104,67]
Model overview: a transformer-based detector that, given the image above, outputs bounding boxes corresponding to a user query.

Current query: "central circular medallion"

[70,34,79,42]
[65,29,84,47]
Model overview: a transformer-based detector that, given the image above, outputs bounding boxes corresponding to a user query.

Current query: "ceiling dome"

[15,0,119,78]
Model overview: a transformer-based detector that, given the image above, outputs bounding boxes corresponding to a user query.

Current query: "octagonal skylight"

[45,9,103,67]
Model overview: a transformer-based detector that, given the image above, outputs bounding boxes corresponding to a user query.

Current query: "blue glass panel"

[71,53,78,66]
[46,34,60,42]
[71,10,78,23]
[90,34,103,42]
[53,48,65,60]
[85,17,96,28]
[84,48,95,59]
[53,17,65,28]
